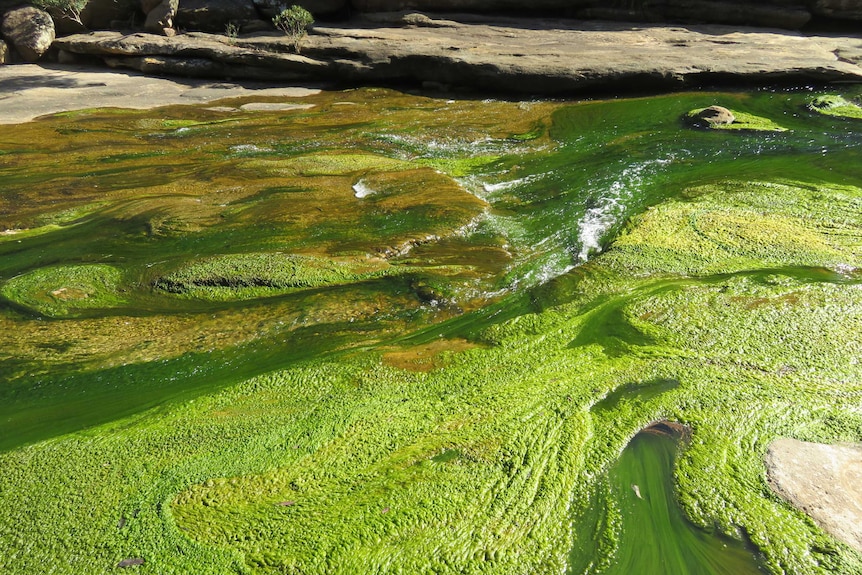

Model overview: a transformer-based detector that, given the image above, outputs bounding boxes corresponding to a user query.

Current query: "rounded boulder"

[1,7,55,62]
[687,105,735,128]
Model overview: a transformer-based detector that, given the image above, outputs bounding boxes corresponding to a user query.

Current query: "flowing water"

[1,87,861,574]
[571,425,767,575]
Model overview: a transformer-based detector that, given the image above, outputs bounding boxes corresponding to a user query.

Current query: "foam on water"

[230,144,273,154]
[576,158,673,262]
[375,133,514,160]
[352,180,376,198]
[481,172,548,194]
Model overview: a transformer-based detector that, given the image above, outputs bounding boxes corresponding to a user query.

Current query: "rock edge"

[51,16,862,96]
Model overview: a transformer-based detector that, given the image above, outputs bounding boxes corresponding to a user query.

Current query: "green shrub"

[273,5,314,53]
[32,0,87,26]
[225,21,239,45]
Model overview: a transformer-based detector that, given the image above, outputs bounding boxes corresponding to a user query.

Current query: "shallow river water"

[0,87,860,574]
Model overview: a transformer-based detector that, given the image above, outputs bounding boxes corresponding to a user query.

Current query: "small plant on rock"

[225,21,239,45]
[273,5,314,54]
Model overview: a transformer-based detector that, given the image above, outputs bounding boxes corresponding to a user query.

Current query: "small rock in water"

[689,105,735,127]
[631,483,642,499]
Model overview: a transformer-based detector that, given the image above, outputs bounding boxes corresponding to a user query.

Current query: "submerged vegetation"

[153,252,393,301]
[0,87,860,574]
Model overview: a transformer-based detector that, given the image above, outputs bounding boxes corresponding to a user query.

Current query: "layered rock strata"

[54,17,862,95]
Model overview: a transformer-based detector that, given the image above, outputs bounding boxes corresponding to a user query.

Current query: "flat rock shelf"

[52,16,862,95]
[767,438,862,553]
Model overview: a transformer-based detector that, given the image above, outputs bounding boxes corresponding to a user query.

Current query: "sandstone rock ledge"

[766,438,862,553]
[54,15,862,95]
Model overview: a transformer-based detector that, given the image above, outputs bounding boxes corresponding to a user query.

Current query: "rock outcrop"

[53,17,862,95]
[81,0,138,30]
[143,0,178,36]
[1,7,55,62]
[5,0,861,41]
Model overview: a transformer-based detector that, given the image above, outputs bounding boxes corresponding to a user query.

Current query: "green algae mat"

[0,87,861,574]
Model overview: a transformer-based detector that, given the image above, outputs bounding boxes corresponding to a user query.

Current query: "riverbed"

[0,83,860,574]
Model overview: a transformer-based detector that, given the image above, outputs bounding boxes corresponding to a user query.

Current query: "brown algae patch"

[381,338,481,372]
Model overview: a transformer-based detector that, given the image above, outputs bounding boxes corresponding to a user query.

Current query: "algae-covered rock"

[684,106,787,132]
[1,264,126,317]
[807,94,862,120]
[602,181,861,276]
[153,252,392,300]
[687,105,735,127]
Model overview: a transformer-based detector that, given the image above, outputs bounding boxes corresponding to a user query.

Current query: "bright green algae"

[0,89,861,574]
[1,263,126,317]
[685,107,788,131]
[807,95,862,120]
[153,252,394,301]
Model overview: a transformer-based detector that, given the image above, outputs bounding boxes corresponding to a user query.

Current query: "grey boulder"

[1,7,55,62]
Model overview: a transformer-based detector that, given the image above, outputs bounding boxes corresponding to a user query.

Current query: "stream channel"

[0,87,860,574]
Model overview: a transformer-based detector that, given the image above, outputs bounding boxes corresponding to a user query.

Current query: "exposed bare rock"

[144,0,178,35]
[54,17,862,95]
[0,39,9,64]
[688,105,736,127]
[1,7,55,62]
[766,438,862,553]
[0,63,321,124]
